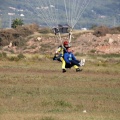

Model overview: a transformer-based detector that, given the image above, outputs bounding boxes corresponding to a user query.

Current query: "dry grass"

[0,56,120,120]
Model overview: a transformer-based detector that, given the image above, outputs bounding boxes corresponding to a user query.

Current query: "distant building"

[20,14,24,17]
[81,28,87,30]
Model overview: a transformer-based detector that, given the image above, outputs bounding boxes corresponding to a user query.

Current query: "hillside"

[0,0,120,28]
[0,24,120,55]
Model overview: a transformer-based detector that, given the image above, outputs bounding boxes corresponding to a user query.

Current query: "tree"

[11,18,24,28]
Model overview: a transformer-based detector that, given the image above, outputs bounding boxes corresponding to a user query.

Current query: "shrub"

[90,49,96,53]
[110,26,120,34]
[7,56,19,61]
[7,54,25,61]
[99,54,120,58]
[0,24,39,47]
[17,53,25,59]
[93,26,120,37]
[93,26,110,37]
[0,37,2,46]
[15,25,33,37]
[0,29,19,46]
[0,52,7,58]
[41,117,55,120]
[39,28,52,34]
[15,24,39,37]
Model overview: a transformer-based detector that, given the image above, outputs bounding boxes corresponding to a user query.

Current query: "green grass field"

[0,55,120,120]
